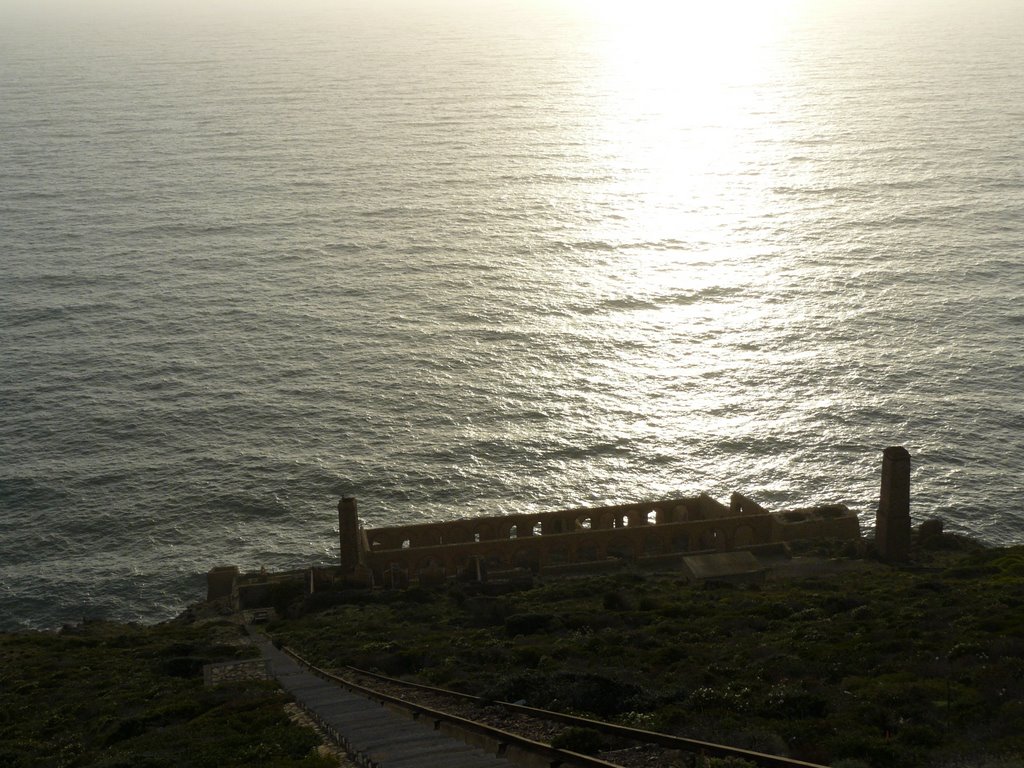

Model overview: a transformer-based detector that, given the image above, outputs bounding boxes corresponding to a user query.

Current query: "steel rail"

[283,646,623,768]
[282,648,829,768]
[340,665,829,768]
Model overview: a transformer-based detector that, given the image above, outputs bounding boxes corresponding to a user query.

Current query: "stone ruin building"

[332,492,861,590]
[203,442,924,611]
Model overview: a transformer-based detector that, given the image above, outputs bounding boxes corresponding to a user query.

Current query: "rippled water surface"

[2,0,1023,629]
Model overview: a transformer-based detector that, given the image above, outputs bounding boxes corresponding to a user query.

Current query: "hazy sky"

[2,0,1018,27]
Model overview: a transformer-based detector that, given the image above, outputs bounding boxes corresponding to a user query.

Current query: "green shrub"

[704,757,757,768]
[898,722,943,747]
[551,727,609,755]
[603,591,633,611]
[160,655,206,677]
[762,683,828,718]
[505,613,556,636]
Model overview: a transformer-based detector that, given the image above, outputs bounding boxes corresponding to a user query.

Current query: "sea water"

[1,0,1022,630]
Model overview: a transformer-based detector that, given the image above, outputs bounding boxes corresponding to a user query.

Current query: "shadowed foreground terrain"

[0,618,335,768]
[2,536,1023,768]
[269,539,1024,768]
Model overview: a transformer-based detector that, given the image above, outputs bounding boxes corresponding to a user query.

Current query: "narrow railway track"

[282,647,828,768]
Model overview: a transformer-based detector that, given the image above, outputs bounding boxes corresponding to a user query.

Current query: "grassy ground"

[0,616,335,768]
[266,536,1024,768]
[3,534,1021,768]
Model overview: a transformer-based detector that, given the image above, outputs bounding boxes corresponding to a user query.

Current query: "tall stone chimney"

[876,446,911,562]
[338,497,360,573]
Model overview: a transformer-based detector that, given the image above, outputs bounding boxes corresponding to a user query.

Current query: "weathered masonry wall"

[206,448,915,608]
[876,446,912,562]
[340,492,860,586]
[363,493,731,550]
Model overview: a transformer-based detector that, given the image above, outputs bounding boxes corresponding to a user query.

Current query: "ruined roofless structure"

[209,448,913,608]
[335,491,860,588]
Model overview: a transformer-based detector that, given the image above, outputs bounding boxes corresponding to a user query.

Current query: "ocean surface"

[1,0,1022,631]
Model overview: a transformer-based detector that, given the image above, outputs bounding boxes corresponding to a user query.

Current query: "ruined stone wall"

[730,492,769,516]
[362,493,737,553]
[215,493,862,606]
[771,504,861,542]
[206,565,239,601]
[234,568,307,609]
[350,496,863,586]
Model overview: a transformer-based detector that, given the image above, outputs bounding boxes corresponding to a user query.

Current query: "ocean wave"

[0,476,71,513]
[2,0,1022,630]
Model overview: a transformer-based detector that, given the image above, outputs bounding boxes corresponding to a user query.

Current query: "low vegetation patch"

[268,541,1024,768]
[4,537,1021,768]
[0,618,333,768]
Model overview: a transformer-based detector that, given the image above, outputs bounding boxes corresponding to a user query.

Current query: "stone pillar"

[876,446,911,562]
[206,565,239,601]
[338,497,360,573]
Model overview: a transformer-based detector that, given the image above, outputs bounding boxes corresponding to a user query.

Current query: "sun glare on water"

[535,0,815,425]
[556,0,806,257]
